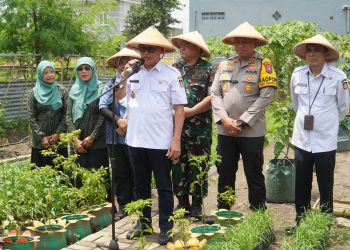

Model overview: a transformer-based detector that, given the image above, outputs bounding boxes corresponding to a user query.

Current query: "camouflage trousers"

[172,136,211,198]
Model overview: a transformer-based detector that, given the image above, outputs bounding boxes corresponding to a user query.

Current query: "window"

[99,12,108,26]
[202,12,225,20]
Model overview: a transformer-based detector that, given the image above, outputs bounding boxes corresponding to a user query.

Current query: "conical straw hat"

[222,22,268,46]
[126,26,175,53]
[293,34,339,62]
[107,48,141,68]
[171,31,210,58]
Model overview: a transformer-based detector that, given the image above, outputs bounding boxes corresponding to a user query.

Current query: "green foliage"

[266,98,296,159]
[207,210,273,250]
[0,0,117,59]
[0,105,8,138]
[169,208,193,247]
[206,37,233,59]
[0,0,91,58]
[189,153,221,223]
[41,130,107,208]
[256,21,321,96]
[123,0,182,40]
[124,199,153,249]
[340,115,350,130]
[280,210,333,250]
[218,186,235,209]
[0,130,108,232]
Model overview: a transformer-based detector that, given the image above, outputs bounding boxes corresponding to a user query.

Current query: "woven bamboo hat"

[171,31,210,58]
[222,22,268,46]
[293,34,339,62]
[126,26,175,53]
[107,47,141,68]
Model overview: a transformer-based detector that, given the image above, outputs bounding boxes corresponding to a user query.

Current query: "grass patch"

[280,210,333,250]
[207,210,273,250]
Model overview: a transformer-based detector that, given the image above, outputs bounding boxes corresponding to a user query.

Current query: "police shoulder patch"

[259,58,278,89]
[342,79,348,90]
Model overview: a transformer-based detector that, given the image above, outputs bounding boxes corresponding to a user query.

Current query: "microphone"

[123,59,145,78]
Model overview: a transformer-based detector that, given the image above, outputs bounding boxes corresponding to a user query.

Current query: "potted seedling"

[42,131,109,232]
[265,99,296,203]
[210,187,244,227]
[25,166,71,250]
[124,199,153,250]
[0,162,40,250]
[167,208,207,250]
[188,155,225,242]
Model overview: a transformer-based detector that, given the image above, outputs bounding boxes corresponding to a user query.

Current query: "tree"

[123,0,182,40]
[0,0,118,61]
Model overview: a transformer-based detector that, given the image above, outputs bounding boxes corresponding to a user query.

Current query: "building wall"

[189,0,350,38]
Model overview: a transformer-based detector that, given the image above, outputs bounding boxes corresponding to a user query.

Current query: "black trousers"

[107,144,134,209]
[217,135,266,210]
[294,146,335,222]
[128,146,173,231]
[31,147,67,170]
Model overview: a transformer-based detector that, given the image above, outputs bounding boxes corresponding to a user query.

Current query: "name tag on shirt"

[297,82,307,87]
[130,80,139,83]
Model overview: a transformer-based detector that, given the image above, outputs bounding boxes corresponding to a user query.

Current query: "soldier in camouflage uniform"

[171,31,215,218]
[211,22,278,210]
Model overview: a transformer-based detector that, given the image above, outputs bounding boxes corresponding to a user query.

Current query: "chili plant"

[124,199,153,250]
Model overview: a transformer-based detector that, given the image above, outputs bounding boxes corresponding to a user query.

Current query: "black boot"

[190,195,203,220]
[175,195,190,213]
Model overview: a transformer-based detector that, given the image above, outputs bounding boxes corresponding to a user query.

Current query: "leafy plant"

[189,153,221,224]
[207,210,273,250]
[41,130,107,209]
[169,208,193,249]
[217,187,235,210]
[266,98,296,159]
[280,210,333,250]
[124,199,153,250]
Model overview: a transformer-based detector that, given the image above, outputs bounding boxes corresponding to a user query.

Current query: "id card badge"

[304,115,314,130]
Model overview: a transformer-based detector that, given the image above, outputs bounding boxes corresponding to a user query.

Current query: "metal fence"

[0,78,110,120]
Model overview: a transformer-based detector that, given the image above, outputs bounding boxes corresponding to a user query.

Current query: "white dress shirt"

[126,60,187,149]
[291,63,349,153]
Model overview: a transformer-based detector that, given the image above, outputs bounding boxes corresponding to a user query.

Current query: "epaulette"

[165,63,180,72]
[228,55,237,60]
[328,64,346,77]
[293,65,308,73]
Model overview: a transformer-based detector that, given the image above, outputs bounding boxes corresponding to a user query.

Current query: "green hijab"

[33,60,62,110]
[69,57,102,122]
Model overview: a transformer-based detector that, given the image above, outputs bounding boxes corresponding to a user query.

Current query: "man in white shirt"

[290,34,349,225]
[123,26,187,245]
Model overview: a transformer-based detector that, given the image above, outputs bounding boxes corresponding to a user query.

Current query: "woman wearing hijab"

[28,60,69,167]
[67,57,109,187]
[99,47,140,218]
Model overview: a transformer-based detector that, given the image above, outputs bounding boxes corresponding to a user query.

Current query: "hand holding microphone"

[123,58,145,78]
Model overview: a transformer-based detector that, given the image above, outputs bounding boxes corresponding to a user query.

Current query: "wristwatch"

[236,119,247,129]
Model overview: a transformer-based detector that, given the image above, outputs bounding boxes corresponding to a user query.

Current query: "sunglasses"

[138,46,159,53]
[77,66,92,72]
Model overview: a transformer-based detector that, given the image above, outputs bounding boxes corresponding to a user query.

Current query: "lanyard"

[307,71,325,114]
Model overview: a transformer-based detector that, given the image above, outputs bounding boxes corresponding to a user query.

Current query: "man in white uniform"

[123,26,187,245]
[290,34,349,225]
